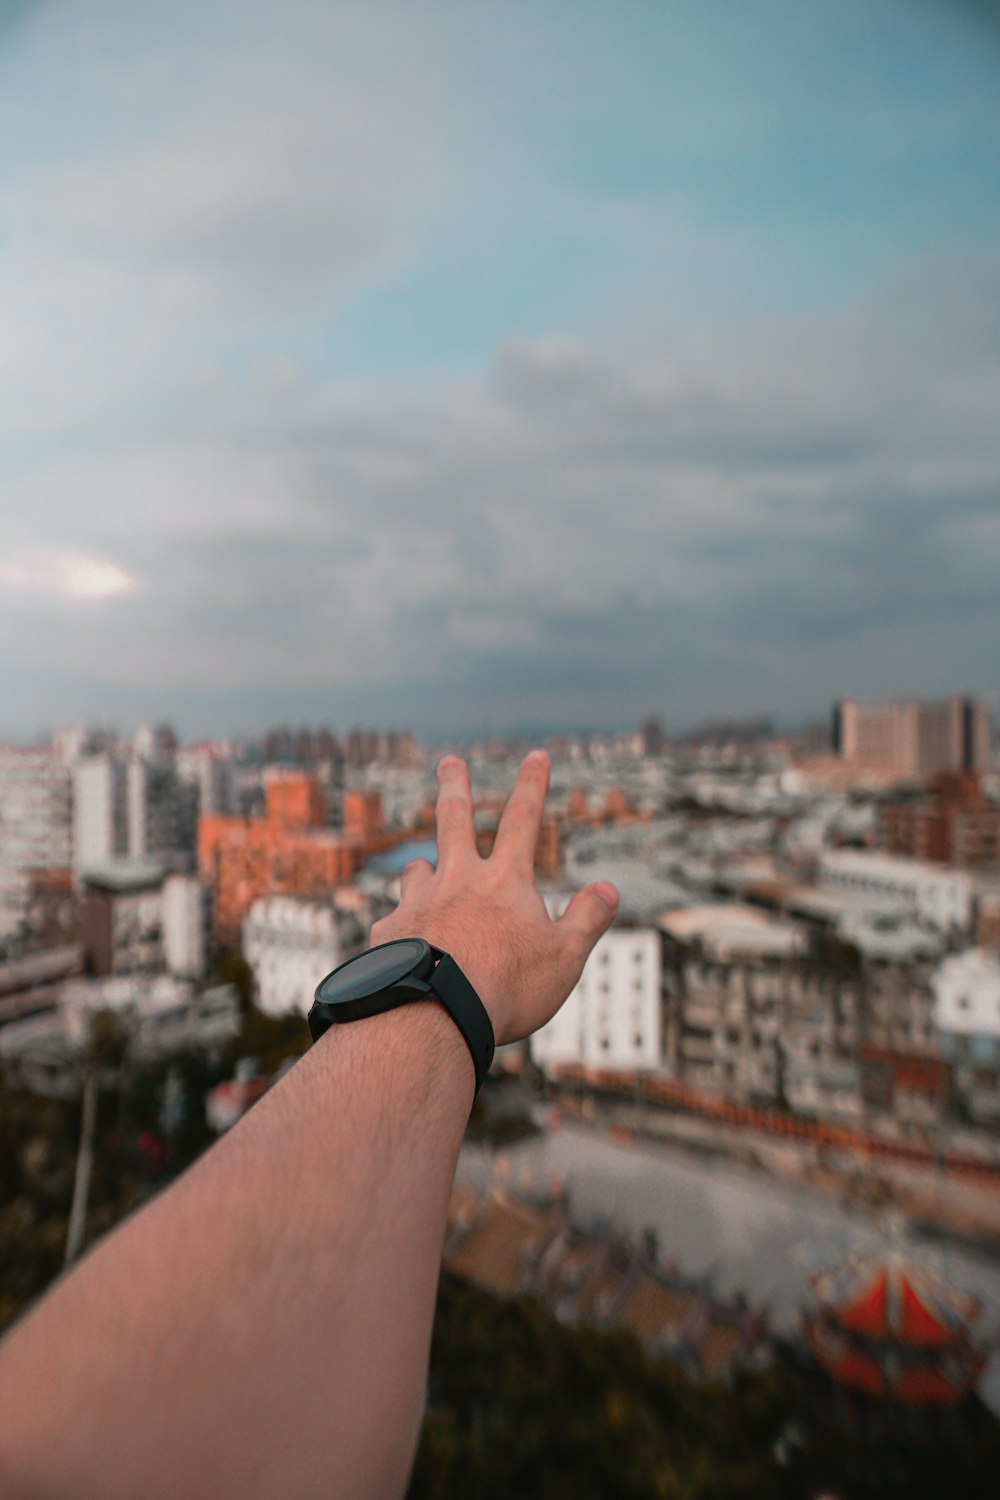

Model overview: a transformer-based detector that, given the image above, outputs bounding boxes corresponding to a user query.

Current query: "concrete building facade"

[162,873,207,979]
[932,948,1000,1062]
[816,849,974,933]
[931,948,1000,1124]
[80,862,204,979]
[242,894,365,1017]
[176,746,233,819]
[0,748,73,940]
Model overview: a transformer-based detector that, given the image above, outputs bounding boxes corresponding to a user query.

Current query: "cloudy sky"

[1,0,998,741]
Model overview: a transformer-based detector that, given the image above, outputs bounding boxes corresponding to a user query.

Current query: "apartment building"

[657,903,951,1125]
[932,948,1000,1125]
[0,748,73,940]
[73,726,195,876]
[80,862,205,979]
[816,849,974,932]
[880,773,1000,871]
[242,893,366,1016]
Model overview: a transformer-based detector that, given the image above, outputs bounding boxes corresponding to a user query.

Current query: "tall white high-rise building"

[162,873,207,979]
[72,754,127,873]
[531,926,662,1073]
[72,727,195,877]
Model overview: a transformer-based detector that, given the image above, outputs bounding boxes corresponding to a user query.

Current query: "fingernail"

[525,748,549,767]
[438,754,463,773]
[593,882,619,911]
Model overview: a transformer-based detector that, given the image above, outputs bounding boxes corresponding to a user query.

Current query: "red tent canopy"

[805,1253,987,1405]
[837,1267,888,1338]
[812,1256,979,1348]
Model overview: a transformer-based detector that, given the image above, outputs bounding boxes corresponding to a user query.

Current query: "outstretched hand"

[369,750,619,1046]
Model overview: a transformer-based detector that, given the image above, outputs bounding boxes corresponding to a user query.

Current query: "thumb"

[558,881,619,959]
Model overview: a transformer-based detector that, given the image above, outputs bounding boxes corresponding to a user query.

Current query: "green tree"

[64,1010,128,1267]
[408,1277,787,1500]
[215,949,255,1011]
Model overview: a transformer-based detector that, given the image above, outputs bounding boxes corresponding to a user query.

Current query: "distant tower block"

[832,695,992,779]
[640,715,664,758]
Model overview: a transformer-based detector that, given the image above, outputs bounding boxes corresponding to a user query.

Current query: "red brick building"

[200,774,369,945]
[880,773,1000,871]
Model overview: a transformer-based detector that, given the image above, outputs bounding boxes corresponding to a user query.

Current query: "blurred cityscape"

[2,691,1000,1491]
[4,0,999,1491]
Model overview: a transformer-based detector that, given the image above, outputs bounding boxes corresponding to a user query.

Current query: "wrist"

[311,996,476,1120]
[309,935,493,1098]
[367,919,511,1043]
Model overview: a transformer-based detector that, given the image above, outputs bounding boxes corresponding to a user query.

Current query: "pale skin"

[0,750,618,1500]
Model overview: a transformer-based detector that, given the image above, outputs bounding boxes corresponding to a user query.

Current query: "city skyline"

[2,1,999,739]
[4,692,997,756]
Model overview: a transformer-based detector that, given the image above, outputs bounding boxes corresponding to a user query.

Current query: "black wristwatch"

[308,938,495,1095]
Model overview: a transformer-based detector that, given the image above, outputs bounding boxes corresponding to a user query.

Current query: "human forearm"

[0,750,618,1500]
[0,1002,472,1500]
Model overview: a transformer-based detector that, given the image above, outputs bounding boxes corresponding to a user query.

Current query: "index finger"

[490,749,550,876]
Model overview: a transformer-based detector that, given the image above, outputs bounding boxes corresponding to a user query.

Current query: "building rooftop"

[617,1273,699,1345]
[818,848,971,884]
[447,1195,556,1294]
[839,919,943,962]
[656,903,805,961]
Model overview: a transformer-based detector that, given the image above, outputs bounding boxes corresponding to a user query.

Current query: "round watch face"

[316,938,429,1007]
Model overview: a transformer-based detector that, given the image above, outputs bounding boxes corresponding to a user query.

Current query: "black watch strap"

[429,948,495,1095]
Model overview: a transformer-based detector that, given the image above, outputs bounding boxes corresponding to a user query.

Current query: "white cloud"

[11,89,427,312]
[0,550,140,601]
[0,66,436,437]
